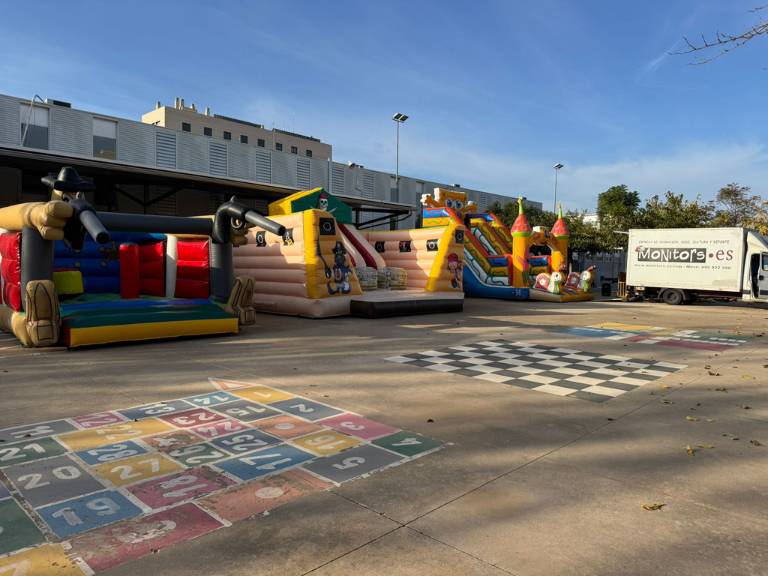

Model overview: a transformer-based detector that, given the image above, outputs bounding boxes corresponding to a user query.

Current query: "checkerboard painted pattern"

[387,340,686,403]
[0,380,442,573]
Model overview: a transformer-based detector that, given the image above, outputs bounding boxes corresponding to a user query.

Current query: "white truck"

[625,227,768,305]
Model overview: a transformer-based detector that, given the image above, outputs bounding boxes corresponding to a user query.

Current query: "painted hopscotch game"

[561,322,751,351]
[0,379,442,574]
[387,340,686,403]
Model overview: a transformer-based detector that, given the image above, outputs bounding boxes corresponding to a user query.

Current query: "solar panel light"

[392,113,409,122]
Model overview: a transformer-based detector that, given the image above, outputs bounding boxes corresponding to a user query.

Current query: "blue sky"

[1,1,766,210]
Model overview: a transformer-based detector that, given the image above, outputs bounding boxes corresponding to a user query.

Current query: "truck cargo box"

[626,228,745,293]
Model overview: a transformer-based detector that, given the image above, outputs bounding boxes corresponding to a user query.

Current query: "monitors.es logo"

[636,246,734,263]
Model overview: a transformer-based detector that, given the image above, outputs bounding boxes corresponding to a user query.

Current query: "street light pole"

[553,163,564,212]
[392,113,409,202]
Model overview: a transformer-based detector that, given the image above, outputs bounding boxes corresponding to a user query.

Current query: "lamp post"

[553,163,564,212]
[392,112,409,201]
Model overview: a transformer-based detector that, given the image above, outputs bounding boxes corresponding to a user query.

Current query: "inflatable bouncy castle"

[420,188,593,302]
[0,167,285,347]
[234,187,464,318]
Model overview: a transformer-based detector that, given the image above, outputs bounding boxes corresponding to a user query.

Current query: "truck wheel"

[662,289,684,305]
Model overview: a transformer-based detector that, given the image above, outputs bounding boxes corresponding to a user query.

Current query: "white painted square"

[455,351,484,358]
[420,350,448,357]
[460,357,494,365]
[576,361,609,368]
[474,373,515,383]
[634,369,669,377]
[466,364,502,374]
[611,376,650,386]
[529,353,558,360]
[563,354,594,361]
[551,347,582,354]
[476,341,503,347]
[581,385,626,397]
[566,375,605,386]
[591,368,627,377]
[532,384,576,396]
[615,361,649,369]
[499,358,532,366]
[599,355,631,362]
[386,356,415,363]
[519,374,559,385]
[425,364,460,372]
[518,347,544,353]
[552,367,587,376]
[655,362,687,370]
[449,346,477,352]
[489,352,520,360]
[538,359,571,367]
[505,366,545,375]
[422,357,457,364]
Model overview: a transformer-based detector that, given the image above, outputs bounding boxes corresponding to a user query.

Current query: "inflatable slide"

[421,188,528,300]
[234,187,464,318]
[421,188,594,302]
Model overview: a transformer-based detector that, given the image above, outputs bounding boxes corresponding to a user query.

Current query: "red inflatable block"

[120,243,140,299]
[0,232,21,311]
[176,240,210,299]
[139,241,165,296]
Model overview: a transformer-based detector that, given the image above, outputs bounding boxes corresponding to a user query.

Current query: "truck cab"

[745,232,768,302]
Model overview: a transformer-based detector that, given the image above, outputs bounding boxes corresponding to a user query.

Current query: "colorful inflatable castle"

[0,167,285,347]
[233,187,464,318]
[421,188,593,302]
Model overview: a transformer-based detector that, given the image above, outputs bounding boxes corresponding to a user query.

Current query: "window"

[240,135,248,144]
[290,145,298,154]
[203,127,212,137]
[275,142,283,151]
[763,253,768,271]
[19,104,49,149]
[223,131,231,140]
[257,138,265,147]
[305,149,313,158]
[93,118,117,160]
[182,122,191,132]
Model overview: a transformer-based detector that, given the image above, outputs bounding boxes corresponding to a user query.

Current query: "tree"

[596,185,641,248]
[638,191,714,229]
[675,5,768,64]
[712,183,761,226]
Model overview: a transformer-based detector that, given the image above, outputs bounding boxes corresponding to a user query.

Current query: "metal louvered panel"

[50,107,91,156]
[117,121,155,166]
[227,142,250,179]
[362,171,375,198]
[178,133,208,173]
[297,157,310,190]
[0,95,19,145]
[209,141,227,176]
[480,192,488,211]
[156,131,177,168]
[309,159,328,190]
[254,149,271,182]
[271,152,296,186]
[331,164,345,195]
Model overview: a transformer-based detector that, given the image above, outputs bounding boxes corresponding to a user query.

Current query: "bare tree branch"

[671,6,768,64]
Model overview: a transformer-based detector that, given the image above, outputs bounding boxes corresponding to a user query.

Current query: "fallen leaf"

[715,387,728,392]
[750,440,763,447]
[722,433,740,441]
[642,503,666,511]
[659,384,670,390]
[741,375,756,380]
[686,444,696,456]
[697,444,715,449]
[742,405,752,410]
[686,415,699,421]
[705,418,715,422]
[661,399,673,405]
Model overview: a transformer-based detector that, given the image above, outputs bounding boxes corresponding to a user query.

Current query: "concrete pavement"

[0,298,766,575]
